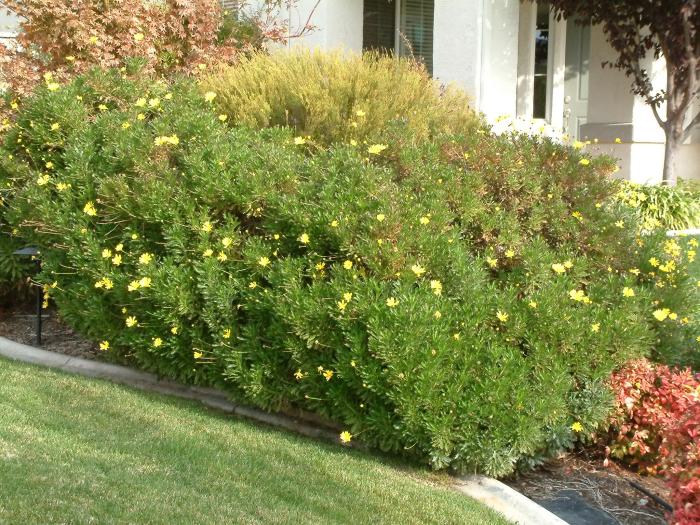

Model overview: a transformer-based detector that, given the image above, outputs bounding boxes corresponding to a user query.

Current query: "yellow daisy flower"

[411,264,426,277]
[83,201,97,216]
[552,263,566,274]
[367,144,388,155]
[653,308,670,321]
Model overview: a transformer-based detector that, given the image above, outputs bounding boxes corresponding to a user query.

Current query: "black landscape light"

[13,246,43,345]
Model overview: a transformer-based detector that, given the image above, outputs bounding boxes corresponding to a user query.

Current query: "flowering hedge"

[0,67,698,476]
[607,359,700,524]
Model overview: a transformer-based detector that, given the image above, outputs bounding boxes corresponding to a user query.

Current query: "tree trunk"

[662,127,680,187]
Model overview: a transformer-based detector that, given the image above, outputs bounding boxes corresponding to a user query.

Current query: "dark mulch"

[0,304,98,359]
[505,451,671,525]
[0,305,675,524]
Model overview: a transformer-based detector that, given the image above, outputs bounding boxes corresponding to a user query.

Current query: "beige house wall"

[581,25,700,183]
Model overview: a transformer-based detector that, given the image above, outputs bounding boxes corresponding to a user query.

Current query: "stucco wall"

[582,25,700,182]
[279,0,362,52]
[0,8,17,31]
[478,0,520,119]
[433,0,523,119]
[323,0,363,51]
[0,8,18,42]
[432,0,483,106]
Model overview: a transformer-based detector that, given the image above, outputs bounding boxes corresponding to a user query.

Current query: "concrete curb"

[455,475,570,525]
[666,228,700,237]
[0,336,569,525]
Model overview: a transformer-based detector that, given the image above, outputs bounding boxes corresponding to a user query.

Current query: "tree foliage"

[0,0,310,97]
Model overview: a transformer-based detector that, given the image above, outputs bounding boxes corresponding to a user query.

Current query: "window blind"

[220,0,238,16]
[362,0,396,53]
[399,0,434,74]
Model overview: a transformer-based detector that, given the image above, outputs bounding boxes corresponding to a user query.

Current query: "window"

[533,2,550,119]
[220,0,238,15]
[398,0,434,74]
[362,0,434,75]
[363,0,396,53]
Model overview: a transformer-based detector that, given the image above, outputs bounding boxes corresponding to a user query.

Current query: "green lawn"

[0,358,508,525]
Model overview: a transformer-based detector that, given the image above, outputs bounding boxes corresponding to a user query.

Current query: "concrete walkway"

[0,335,569,525]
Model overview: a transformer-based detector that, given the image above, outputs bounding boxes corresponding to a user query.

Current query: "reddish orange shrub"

[608,359,700,524]
[0,0,310,97]
[660,401,700,525]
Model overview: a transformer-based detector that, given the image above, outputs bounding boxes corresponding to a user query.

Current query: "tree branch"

[286,0,320,39]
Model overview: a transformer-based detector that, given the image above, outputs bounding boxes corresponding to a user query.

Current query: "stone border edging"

[0,336,569,525]
[666,228,700,237]
[455,475,569,525]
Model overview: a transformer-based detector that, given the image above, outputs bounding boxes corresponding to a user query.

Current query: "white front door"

[563,20,590,140]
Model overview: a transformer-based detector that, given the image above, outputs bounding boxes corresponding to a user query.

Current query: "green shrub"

[616,180,700,230]
[1,178,32,305]
[202,50,478,146]
[1,68,698,476]
[0,233,32,306]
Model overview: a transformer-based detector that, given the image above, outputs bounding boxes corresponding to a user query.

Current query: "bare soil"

[0,304,98,359]
[505,450,671,525]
